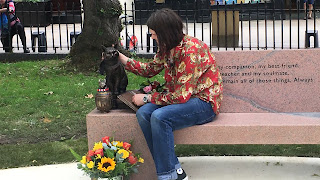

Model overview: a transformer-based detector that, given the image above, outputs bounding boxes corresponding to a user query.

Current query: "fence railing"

[0,1,319,54]
[122,0,319,53]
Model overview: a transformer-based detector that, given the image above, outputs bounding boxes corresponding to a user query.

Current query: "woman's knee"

[137,103,158,118]
[150,109,170,125]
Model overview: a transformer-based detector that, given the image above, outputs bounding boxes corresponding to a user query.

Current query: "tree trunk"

[69,0,123,71]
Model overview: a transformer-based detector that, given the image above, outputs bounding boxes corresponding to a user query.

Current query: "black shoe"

[24,48,30,53]
[176,168,188,180]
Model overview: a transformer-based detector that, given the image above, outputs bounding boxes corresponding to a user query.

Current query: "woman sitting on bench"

[0,0,29,53]
[118,8,223,180]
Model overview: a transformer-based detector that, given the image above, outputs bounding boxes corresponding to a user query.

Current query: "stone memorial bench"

[86,49,320,180]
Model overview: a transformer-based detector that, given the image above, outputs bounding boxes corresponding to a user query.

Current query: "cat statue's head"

[101,44,119,61]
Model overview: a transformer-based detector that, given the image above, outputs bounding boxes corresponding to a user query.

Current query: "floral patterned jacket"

[125,35,223,114]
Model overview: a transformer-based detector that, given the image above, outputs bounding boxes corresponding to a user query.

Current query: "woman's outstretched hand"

[118,52,129,65]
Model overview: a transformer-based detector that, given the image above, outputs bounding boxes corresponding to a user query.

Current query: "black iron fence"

[0,0,319,54]
[124,0,319,53]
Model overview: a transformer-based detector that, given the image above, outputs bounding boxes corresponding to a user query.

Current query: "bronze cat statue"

[99,45,128,108]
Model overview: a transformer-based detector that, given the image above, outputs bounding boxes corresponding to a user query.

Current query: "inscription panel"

[215,49,320,113]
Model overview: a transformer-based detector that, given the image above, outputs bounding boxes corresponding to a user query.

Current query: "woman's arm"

[118,52,156,106]
[118,52,129,65]
[0,8,7,13]
[119,52,164,78]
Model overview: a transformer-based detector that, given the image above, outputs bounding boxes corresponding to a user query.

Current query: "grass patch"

[0,138,88,169]
[0,58,159,144]
[0,58,162,168]
[175,144,320,157]
[0,58,319,169]
[0,59,99,144]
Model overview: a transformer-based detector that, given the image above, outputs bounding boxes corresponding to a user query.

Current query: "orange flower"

[128,155,138,165]
[102,136,110,144]
[123,142,131,150]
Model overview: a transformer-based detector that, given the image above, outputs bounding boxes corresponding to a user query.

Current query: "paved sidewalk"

[1,156,320,180]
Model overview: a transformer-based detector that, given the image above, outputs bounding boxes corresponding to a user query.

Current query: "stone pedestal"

[86,108,157,180]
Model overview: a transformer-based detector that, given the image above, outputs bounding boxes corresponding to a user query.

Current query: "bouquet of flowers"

[139,79,165,94]
[70,136,144,180]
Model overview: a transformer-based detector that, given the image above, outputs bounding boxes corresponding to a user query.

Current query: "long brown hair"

[147,8,184,57]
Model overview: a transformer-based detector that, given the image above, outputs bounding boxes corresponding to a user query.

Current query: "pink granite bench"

[86,49,320,180]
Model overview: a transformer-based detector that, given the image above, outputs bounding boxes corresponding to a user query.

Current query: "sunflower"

[98,157,116,173]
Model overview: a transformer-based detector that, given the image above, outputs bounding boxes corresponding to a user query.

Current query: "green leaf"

[106,149,114,158]
[69,148,82,161]
[132,167,138,173]
[116,152,124,162]
[77,163,83,169]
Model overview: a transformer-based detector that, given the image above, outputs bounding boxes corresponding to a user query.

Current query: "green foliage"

[99,7,122,17]
[100,8,106,14]
[97,28,104,36]
[106,149,115,158]
[109,7,122,16]
[97,4,122,18]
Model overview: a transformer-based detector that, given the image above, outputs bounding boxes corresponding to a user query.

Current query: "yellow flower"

[98,157,116,173]
[117,149,129,159]
[96,154,101,159]
[80,156,87,164]
[87,161,94,169]
[138,157,144,163]
[93,142,103,151]
[112,141,123,147]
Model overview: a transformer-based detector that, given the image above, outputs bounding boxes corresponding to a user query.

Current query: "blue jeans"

[136,98,216,180]
[304,0,314,4]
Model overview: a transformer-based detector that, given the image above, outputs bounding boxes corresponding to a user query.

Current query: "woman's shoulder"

[183,34,198,42]
[182,35,208,50]
[183,35,206,45]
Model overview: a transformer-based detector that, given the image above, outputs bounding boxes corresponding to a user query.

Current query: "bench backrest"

[215,49,320,113]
